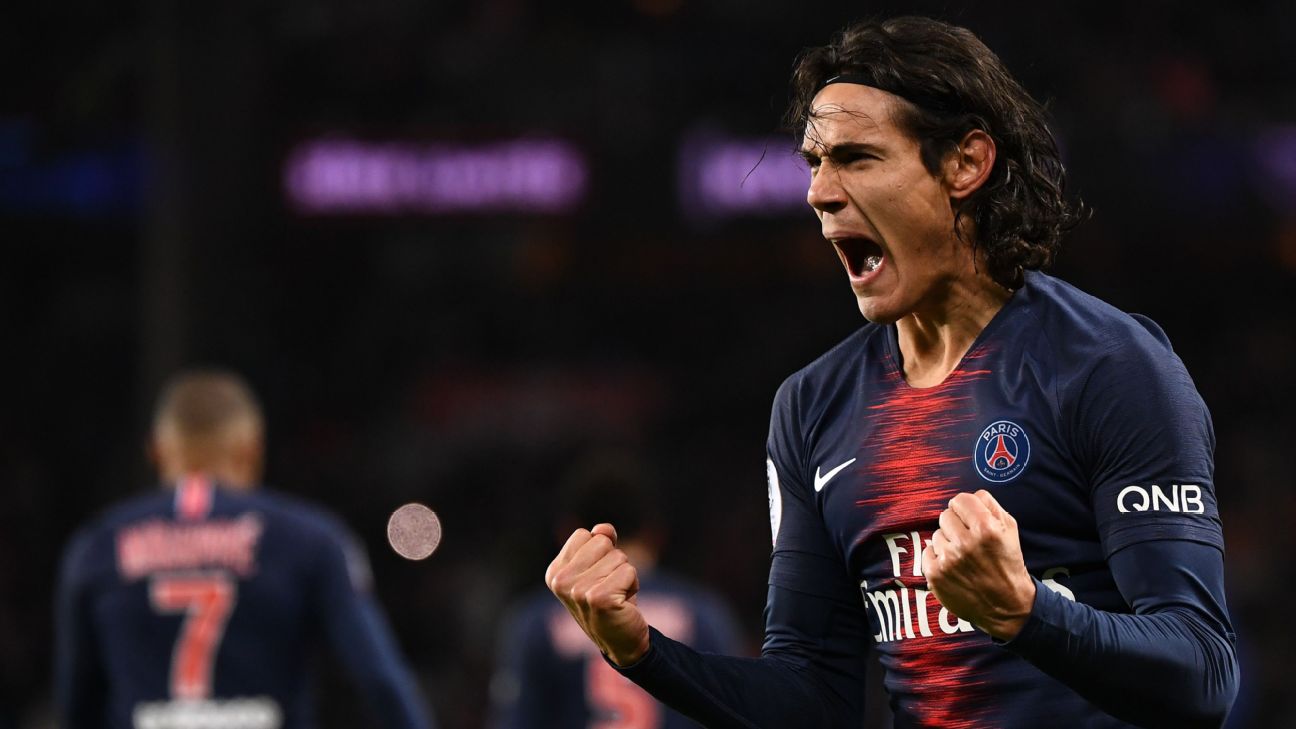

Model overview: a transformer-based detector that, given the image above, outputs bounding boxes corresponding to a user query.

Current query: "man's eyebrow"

[798,141,886,163]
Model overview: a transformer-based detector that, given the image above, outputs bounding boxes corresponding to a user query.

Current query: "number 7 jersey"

[55,477,433,729]
[765,271,1225,728]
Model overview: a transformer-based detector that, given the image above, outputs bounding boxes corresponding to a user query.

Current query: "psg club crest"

[974,420,1030,483]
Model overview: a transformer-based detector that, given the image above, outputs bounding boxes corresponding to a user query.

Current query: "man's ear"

[944,129,997,202]
[237,435,265,479]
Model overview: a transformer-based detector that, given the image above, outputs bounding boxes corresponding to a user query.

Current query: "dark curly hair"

[787,16,1087,289]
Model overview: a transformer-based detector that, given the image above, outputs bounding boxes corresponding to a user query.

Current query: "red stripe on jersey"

[175,475,214,521]
[854,354,991,534]
[887,639,996,728]
[856,348,997,728]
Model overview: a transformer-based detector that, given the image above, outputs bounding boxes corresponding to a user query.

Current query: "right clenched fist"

[545,523,651,666]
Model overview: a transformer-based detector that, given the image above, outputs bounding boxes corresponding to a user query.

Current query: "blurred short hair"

[153,369,264,440]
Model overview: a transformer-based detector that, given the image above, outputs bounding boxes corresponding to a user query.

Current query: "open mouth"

[832,237,884,278]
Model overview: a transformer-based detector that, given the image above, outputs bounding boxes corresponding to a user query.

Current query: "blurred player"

[490,452,742,729]
[54,369,435,729]
[545,16,1239,729]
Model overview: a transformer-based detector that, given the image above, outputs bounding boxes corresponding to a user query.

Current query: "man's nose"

[806,167,846,214]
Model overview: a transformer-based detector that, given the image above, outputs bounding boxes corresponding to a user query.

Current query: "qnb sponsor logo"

[862,533,1076,644]
[133,697,282,729]
[1116,483,1205,514]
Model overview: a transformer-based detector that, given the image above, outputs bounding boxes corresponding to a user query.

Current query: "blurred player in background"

[55,369,435,729]
[545,16,1238,729]
[490,451,742,729]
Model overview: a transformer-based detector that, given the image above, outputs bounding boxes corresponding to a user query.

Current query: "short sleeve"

[1075,321,1222,558]
[767,375,859,604]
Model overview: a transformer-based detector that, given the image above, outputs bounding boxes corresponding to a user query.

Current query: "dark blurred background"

[2,0,1293,727]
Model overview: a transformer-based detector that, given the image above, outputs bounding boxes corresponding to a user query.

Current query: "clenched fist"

[545,523,651,666]
[922,490,1037,640]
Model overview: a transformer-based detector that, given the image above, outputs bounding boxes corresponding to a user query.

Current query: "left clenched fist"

[922,489,1037,641]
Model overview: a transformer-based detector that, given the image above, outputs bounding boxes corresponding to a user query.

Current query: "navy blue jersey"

[491,571,742,729]
[55,476,433,729]
[612,273,1237,728]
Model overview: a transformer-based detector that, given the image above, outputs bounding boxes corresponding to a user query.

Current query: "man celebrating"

[55,369,434,729]
[546,16,1238,729]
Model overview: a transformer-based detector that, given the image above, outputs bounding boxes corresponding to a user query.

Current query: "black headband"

[822,74,878,88]
[821,74,956,115]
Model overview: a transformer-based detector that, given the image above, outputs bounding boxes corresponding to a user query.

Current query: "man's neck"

[160,466,257,490]
[895,274,1010,388]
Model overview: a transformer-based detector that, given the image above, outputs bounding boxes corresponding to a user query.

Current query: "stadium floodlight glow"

[677,130,809,221]
[283,137,588,215]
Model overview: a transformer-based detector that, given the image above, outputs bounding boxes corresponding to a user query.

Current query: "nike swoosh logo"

[814,458,857,492]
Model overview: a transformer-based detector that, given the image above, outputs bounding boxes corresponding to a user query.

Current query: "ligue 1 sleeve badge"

[974,420,1030,483]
